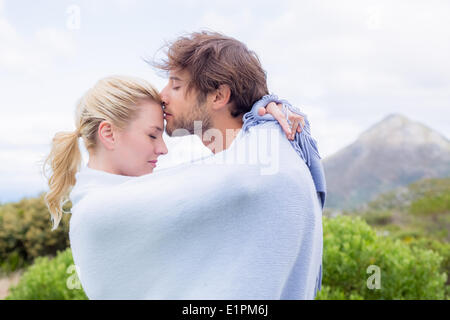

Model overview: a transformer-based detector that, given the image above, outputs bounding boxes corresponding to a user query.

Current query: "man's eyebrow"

[150,126,163,132]
[169,76,182,81]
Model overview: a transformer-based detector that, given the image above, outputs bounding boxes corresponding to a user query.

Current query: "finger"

[266,102,278,114]
[258,107,267,116]
[288,114,304,133]
[274,111,292,137]
[290,121,299,140]
[266,103,292,137]
[297,117,305,133]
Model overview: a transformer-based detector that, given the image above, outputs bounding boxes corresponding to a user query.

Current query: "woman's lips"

[148,160,157,168]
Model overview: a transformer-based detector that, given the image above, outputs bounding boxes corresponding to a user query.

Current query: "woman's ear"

[97,120,116,150]
[211,84,231,111]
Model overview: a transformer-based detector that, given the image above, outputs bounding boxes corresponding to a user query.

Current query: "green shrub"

[315,216,447,300]
[4,211,448,300]
[407,178,450,216]
[6,248,88,300]
[408,238,450,285]
[0,251,29,275]
[360,210,393,226]
[409,193,450,216]
[0,194,71,273]
[316,285,364,300]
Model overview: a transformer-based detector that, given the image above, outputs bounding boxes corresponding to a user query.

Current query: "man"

[155,31,325,299]
[157,32,305,153]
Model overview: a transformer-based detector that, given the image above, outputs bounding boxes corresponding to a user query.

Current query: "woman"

[43,75,320,300]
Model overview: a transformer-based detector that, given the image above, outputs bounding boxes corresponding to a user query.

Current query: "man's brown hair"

[154,31,269,118]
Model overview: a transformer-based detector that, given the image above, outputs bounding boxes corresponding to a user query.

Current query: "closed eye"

[149,135,157,139]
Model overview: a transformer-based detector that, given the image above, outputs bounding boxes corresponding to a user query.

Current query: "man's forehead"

[169,75,182,81]
[169,69,189,81]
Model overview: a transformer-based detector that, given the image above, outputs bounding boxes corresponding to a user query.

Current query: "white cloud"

[114,0,140,9]
[35,28,76,57]
[0,7,76,74]
[0,148,48,203]
[196,9,255,35]
[0,113,74,146]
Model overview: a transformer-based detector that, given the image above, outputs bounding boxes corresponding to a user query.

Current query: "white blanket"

[69,121,323,299]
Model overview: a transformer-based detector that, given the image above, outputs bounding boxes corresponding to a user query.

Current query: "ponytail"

[43,130,82,231]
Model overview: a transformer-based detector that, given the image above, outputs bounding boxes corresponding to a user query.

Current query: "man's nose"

[160,85,169,105]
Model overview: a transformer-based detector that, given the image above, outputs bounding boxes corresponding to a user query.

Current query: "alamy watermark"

[66,264,82,290]
[366,265,381,290]
[170,121,281,175]
[66,5,81,30]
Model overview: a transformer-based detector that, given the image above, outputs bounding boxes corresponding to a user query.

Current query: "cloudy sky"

[1,0,449,203]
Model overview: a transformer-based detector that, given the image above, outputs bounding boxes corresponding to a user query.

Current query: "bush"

[0,194,71,274]
[0,251,29,275]
[4,213,447,300]
[6,248,88,300]
[360,210,393,226]
[316,285,364,300]
[315,216,447,300]
[408,237,450,286]
[409,194,450,216]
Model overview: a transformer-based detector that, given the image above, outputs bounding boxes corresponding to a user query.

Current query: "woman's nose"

[157,141,168,155]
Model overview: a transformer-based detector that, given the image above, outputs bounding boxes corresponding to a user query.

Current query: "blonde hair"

[43,75,161,231]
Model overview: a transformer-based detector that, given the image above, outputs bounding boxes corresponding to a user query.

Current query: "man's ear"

[97,120,116,150]
[211,84,231,111]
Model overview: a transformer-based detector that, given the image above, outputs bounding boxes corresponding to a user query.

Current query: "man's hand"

[258,102,305,140]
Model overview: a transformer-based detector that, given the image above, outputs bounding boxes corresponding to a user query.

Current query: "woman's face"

[112,99,168,176]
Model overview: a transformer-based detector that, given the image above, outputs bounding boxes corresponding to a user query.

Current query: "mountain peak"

[384,113,409,121]
[359,113,449,148]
